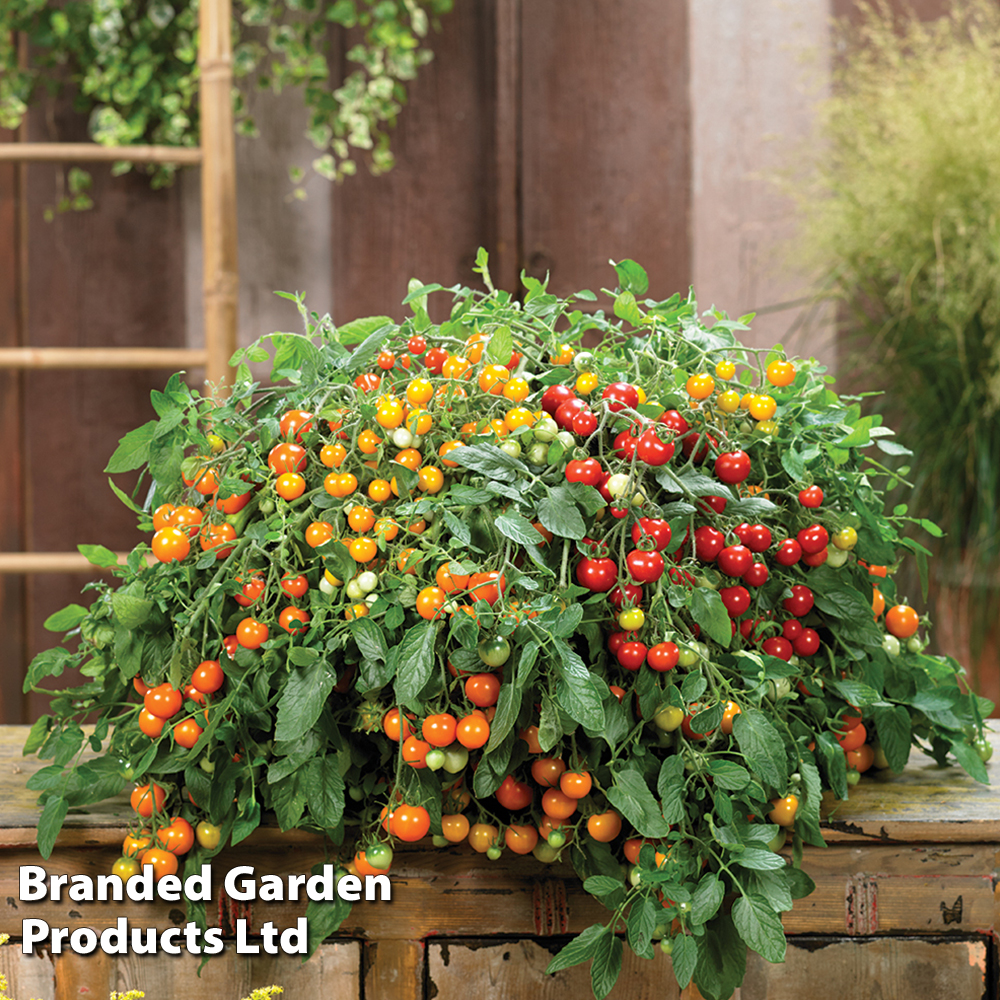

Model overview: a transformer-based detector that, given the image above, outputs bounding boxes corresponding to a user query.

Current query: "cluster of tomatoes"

[120,316,941,890]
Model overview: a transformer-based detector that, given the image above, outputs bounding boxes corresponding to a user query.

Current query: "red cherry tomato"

[647,642,679,672]
[601,382,639,412]
[625,549,665,583]
[714,450,751,484]
[616,641,648,671]
[631,518,672,551]
[798,486,824,508]
[782,584,815,617]
[576,557,618,593]
[775,539,802,567]
[694,526,725,562]
[717,544,753,577]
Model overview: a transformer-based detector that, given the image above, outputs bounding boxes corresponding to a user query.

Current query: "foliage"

[0,0,453,199]
[795,0,1000,604]
[23,255,990,1000]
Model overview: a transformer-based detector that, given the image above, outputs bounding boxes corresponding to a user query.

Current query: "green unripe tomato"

[547,830,567,849]
[573,351,594,372]
[659,938,674,955]
[199,757,216,774]
[442,745,469,773]
[826,546,849,568]
[628,866,643,887]
[654,706,685,732]
[533,416,559,442]
[319,576,338,595]
[974,737,993,763]
[767,829,786,852]
[527,442,550,465]
[348,785,366,801]
[346,579,366,600]
[425,749,446,771]
[486,845,503,860]
[357,571,379,593]
[533,842,559,863]
[478,636,511,667]
[259,499,275,515]
[555,430,576,452]
[605,473,631,498]
[676,646,699,668]
[366,844,393,870]
[872,742,890,769]
[882,634,901,658]
[651,922,668,941]
[767,677,792,700]
[392,427,413,448]
[846,769,861,786]
[432,835,449,847]
[906,635,924,653]
[500,439,522,459]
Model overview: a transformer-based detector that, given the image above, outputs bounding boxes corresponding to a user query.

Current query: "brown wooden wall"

[0,0,693,724]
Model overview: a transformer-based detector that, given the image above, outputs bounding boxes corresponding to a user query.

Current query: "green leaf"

[732,707,788,793]
[79,543,121,569]
[626,896,657,958]
[707,760,750,791]
[689,588,732,647]
[334,314,395,346]
[538,485,586,539]
[105,420,158,473]
[671,933,697,989]
[275,659,338,742]
[401,283,444,305]
[606,767,671,838]
[351,617,388,662]
[495,511,548,547]
[734,848,787,871]
[590,930,623,1000]
[693,914,746,1000]
[657,755,686,825]
[303,755,346,829]
[613,290,644,325]
[37,795,69,859]
[448,443,529,478]
[611,258,649,295]
[394,621,438,711]
[733,894,786,963]
[43,605,89,632]
[873,704,910,772]
[690,873,725,926]
[546,923,610,975]
[484,325,513,365]
[553,639,606,730]
[230,800,261,846]
[584,875,625,898]
[108,478,143,513]
[486,682,523,752]
[22,715,53,756]
[828,678,880,708]
[548,602,584,639]
[950,739,989,784]
[110,592,153,630]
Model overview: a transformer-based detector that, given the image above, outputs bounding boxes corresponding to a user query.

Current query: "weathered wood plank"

[365,939,423,1000]
[0,943,360,1000]
[426,938,682,1000]
[742,935,990,999]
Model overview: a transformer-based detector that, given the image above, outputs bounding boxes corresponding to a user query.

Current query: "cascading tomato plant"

[22,251,991,1000]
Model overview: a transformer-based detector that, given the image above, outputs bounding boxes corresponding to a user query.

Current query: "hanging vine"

[0,0,454,207]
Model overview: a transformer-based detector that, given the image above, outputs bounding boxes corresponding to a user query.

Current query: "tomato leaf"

[538,486,587,540]
[351,617,388,663]
[611,258,649,296]
[606,766,671,838]
[626,895,657,959]
[472,730,515,798]
[305,893,352,959]
[484,325,513,365]
[43,604,90,632]
[658,755,686,825]
[545,923,610,975]
[688,589,732,648]
[671,932,697,989]
[36,795,69,859]
[303,755,346,830]
[707,760,750,791]
[690,873,725,926]
[693,914,746,1000]
[613,290,644,326]
[732,708,788,794]
[590,930,624,1000]
[448,443,529,477]
[104,420,158,473]
[733,848,787,871]
[275,659,338,743]
[733,893,787,963]
[231,800,262,846]
[872,704,911,772]
[393,621,438,711]
[485,682,522,752]
[552,639,607,730]
[495,511,547,547]
[949,738,989,784]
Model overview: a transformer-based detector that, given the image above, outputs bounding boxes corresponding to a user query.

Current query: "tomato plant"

[22,255,990,1000]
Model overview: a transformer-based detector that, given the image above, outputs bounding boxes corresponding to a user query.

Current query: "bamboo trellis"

[0,0,238,574]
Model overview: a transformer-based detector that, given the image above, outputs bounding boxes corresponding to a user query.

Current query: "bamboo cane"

[0,347,208,369]
[199,0,239,389]
[0,143,203,164]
